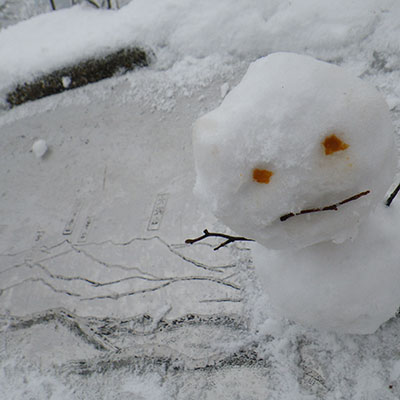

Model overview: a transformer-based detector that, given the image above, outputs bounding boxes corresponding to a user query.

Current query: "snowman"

[190,52,400,334]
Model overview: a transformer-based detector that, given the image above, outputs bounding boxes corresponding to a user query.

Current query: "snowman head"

[193,53,397,249]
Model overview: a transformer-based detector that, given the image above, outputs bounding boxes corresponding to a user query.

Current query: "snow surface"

[2,0,400,112]
[193,52,396,249]
[1,1,400,399]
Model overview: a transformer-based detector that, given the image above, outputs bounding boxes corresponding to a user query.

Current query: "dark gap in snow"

[6,46,151,107]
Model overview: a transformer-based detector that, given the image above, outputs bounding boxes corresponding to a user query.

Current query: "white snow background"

[1,1,400,399]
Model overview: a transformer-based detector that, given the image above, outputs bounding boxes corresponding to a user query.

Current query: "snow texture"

[1,0,400,110]
[193,53,397,249]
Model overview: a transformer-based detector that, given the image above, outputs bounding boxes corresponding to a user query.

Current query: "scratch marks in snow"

[0,235,243,303]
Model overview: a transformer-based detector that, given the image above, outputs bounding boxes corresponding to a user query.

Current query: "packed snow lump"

[251,204,400,334]
[193,52,396,250]
[193,52,400,334]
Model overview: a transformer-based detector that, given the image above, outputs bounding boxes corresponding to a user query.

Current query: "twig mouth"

[280,190,370,222]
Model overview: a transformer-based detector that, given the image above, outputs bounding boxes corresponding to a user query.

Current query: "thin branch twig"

[386,183,400,207]
[86,0,100,8]
[185,229,254,251]
[280,190,370,222]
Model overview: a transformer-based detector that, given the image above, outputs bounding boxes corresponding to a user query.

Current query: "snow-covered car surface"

[1,2,400,399]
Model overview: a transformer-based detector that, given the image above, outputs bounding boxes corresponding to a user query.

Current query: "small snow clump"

[32,139,48,158]
[61,76,72,89]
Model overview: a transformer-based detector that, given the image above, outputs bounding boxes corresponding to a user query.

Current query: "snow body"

[252,202,400,334]
[193,52,396,249]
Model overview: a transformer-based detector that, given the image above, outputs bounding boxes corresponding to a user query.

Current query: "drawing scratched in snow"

[0,236,243,315]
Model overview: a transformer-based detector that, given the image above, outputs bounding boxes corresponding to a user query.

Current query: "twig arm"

[185,229,254,251]
[386,183,400,207]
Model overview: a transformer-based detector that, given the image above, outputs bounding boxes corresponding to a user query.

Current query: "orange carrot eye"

[253,168,273,184]
[322,134,349,155]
